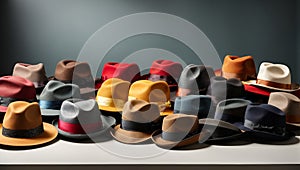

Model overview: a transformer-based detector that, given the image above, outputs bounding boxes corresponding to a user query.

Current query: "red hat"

[149,60,183,80]
[96,62,140,89]
[0,76,36,113]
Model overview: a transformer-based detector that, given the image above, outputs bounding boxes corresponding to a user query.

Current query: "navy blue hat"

[236,103,294,141]
[173,95,212,119]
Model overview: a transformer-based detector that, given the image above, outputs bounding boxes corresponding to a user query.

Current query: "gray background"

[1,0,299,82]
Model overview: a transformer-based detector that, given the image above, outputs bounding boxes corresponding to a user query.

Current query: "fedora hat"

[39,80,81,116]
[128,80,172,116]
[12,62,48,94]
[0,76,36,113]
[111,99,161,144]
[95,62,141,89]
[177,64,215,96]
[0,101,58,146]
[152,114,206,149]
[243,62,300,92]
[207,76,245,104]
[173,95,212,119]
[221,55,256,81]
[236,103,294,141]
[53,59,96,96]
[53,99,116,139]
[268,92,300,124]
[198,99,251,142]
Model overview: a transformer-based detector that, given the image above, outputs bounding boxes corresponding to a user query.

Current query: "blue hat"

[236,103,294,141]
[173,95,212,119]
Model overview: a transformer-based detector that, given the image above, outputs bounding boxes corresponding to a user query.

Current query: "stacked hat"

[0,101,58,147]
[53,99,115,139]
[111,99,161,144]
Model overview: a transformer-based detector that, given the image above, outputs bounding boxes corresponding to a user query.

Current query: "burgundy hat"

[149,60,183,81]
[0,76,36,113]
[96,62,141,89]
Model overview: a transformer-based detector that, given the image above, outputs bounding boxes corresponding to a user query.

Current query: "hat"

[0,101,58,146]
[12,62,48,94]
[96,78,130,112]
[243,62,300,92]
[207,76,245,104]
[53,99,115,139]
[151,114,206,149]
[222,55,256,81]
[268,92,300,124]
[149,60,183,84]
[96,62,141,89]
[198,98,251,142]
[53,59,96,96]
[236,103,294,141]
[173,95,212,119]
[177,64,215,96]
[111,99,161,144]
[0,76,36,113]
[39,80,81,116]
[128,80,172,116]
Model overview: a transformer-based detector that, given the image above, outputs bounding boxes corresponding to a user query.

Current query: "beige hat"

[243,62,300,92]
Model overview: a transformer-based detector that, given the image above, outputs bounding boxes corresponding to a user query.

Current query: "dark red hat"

[0,76,36,113]
[149,60,183,80]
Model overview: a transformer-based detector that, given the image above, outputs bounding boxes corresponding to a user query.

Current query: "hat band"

[222,71,256,81]
[286,114,300,123]
[162,129,199,142]
[2,124,44,138]
[257,79,291,90]
[121,119,162,133]
[39,100,63,110]
[58,119,103,134]
[97,96,126,108]
[0,96,36,107]
[244,119,286,136]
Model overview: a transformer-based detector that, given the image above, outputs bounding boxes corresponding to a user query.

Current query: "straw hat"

[0,101,58,146]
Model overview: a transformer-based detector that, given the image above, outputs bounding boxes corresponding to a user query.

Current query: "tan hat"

[151,114,207,149]
[0,101,58,146]
[244,62,300,92]
[96,78,130,112]
[128,80,172,116]
[111,99,161,144]
[268,92,300,124]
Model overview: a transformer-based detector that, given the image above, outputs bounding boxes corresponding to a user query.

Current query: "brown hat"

[0,101,58,146]
[96,78,130,112]
[111,99,161,144]
[268,92,300,124]
[128,80,172,116]
[222,55,256,81]
[151,114,207,149]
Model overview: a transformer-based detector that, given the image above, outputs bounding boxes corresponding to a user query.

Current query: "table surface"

[1,130,300,165]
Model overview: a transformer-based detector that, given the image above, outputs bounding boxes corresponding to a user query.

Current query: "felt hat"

[243,62,300,92]
[0,76,36,113]
[268,92,300,124]
[0,101,58,146]
[151,114,206,149]
[96,78,130,112]
[39,80,81,116]
[236,103,294,141]
[177,64,215,96]
[12,62,48,94]
[128,80,172,116]
[53,99,115,139]
[173,95,212,119]
[111,99,161,144]
[221,55,256,81]
[96,62,141,89]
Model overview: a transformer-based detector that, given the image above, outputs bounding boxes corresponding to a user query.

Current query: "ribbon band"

[257,79,291,90]
[244,119,286,136]
[58,120,103,134]
[39,100,63,110]
[121,119,162,133]
[97,96,126,108]
[2,124,44,138]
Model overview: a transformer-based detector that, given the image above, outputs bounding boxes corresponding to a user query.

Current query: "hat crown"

[122,99,160,123]
[13,63,47,83]
[162,114,198,133]
[257,62,291,84]
[150,60,183,79]
[3,101,42,130]
[101,62,140,82]
[0,76,36,99]
[39,80,81,101]
[97,78,130,100]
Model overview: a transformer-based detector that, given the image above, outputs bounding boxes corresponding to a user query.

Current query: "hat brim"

[243,80,300,92]
[160,108,174,116]
[0,123,58,147]
[151,129,206,149]
[40,108,60,116]
[110,125,153,144]
[53,115,116,139]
